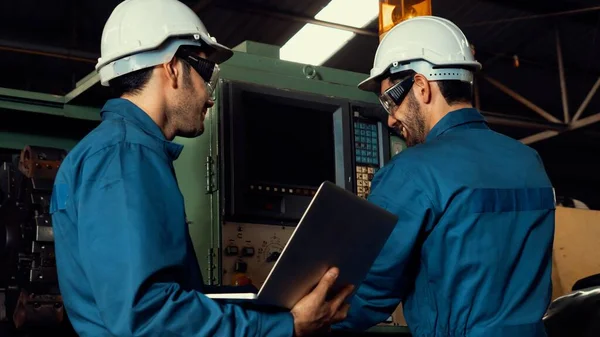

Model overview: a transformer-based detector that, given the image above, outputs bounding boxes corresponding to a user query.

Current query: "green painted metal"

[49,41,379,110]
[390,135,407,157]
[0,87,64,103]
[0,87,101,121]
[0,87,99,153]
[65,71,102,104]
[232,41,281,59]
[0,131,79,151]
[171,42,387,290]
[221,43,378,104]
[172,98,221,285]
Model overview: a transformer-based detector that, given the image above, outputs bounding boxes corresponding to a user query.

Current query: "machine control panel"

[353,118,382,198]
[356,165,378,198]
[221,222,294,287]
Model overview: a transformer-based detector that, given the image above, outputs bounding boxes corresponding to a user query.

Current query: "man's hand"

[290,267,354,336]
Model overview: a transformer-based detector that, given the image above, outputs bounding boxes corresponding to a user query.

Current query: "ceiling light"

[280,0,378,66]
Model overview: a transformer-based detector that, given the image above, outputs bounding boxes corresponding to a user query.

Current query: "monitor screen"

[242,91,336,188]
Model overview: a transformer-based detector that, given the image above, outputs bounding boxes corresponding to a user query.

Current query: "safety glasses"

[175,47,220,99]
[379,76,414,116]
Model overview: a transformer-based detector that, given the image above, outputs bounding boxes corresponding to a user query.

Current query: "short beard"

[170,69,205,138]
[403,90,427,147]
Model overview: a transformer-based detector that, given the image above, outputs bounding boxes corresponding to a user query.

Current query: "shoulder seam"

[83,119,167,163]
[83,141,169,165]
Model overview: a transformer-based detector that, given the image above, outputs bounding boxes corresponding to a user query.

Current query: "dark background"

[1,0,599,207]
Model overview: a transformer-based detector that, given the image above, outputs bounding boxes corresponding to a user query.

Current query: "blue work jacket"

[334,108,555,337]
[50,98,293,336]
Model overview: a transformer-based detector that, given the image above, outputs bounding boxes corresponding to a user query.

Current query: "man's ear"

[413,74,431,104]
[162,58,180,89]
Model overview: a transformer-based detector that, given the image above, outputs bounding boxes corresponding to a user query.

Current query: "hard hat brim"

[203,39,234,64]
[357,75,381,93]
[358,65,388,93]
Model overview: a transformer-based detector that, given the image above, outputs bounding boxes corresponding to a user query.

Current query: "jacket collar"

[426,108,488,143]
[100,98,184,160]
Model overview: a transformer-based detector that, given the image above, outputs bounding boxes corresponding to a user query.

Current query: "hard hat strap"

[390,60,474,83]
[98,38,203,86]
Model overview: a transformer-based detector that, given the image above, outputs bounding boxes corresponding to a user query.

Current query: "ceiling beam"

[482,74,562,123]
[520,76,600,145]
[572,77,600,122]
[464,2,600,28]
[521,112,600,145]
[555,26,570,123]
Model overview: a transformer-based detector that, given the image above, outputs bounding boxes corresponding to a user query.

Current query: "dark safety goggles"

[378,75,414,116]
[175,47,220,100]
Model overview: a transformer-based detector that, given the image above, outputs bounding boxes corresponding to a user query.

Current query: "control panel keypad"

[354,122,380,166]
[356,165,377,198]
[354,119,380,199]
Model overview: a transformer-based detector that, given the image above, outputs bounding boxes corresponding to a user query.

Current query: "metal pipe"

[572,77,600,122]
[556,27,570,123]
[474,78,481,110]
[0,39,96,64]
[215,3,378,37]
[570,112,600,129]
[520,130,560,145]
[463,5,600,27]
[482,75,563,124]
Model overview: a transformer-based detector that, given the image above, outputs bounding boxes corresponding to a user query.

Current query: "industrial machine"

[0,146,76,336]
[168,42,411,333]
[216,79,392,289]
[171,42,401,291]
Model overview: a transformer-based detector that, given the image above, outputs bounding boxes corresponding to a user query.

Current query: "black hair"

[387,70,473,106]
[109,68,154,97]
[436,80,473,106]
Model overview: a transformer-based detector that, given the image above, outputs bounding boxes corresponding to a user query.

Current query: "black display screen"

[242,91,336,188]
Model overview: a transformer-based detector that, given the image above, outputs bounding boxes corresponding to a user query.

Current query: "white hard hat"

[96,0,233,86]
[359,16,482,92]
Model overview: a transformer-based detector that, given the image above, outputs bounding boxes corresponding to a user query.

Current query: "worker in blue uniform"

[333,16,556,337]
[49,0,353,336]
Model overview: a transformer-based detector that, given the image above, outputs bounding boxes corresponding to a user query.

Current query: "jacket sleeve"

[76,143,293,337]
[333,162,435,331]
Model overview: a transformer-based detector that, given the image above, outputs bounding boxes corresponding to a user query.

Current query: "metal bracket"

[207,248,217,286]
[205,156,218,194]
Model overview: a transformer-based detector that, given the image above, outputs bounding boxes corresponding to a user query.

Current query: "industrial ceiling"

[0,0,599,207]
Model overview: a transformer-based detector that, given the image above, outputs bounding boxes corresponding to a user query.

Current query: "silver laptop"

[206,180,398,309]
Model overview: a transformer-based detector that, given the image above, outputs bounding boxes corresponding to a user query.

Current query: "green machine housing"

[171,41,406,286]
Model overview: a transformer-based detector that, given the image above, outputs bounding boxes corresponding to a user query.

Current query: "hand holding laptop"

[207,181,397,333]
[290,266,354,336]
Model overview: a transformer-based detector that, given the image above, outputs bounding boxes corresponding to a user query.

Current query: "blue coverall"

[334,108,555,337]
[50,98,293,336]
